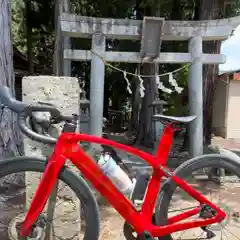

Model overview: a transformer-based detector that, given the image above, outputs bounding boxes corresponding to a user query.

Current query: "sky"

[219,25,240,73]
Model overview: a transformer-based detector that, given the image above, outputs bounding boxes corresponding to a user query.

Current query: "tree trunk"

[135,3,159,148]
[128,75,141,133]
[137,64,157,148]
[127,1,142,137]
[0,1,23,157]
[0,1,24,238]
[199,0,225,144]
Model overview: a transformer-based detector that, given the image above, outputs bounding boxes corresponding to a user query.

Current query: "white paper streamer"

[122,71,184,97]
[138,76,145,98]
[123,71,132,94]
[168,73,184,94]
[156,75,172,94]
[158,82,172,94]
[156,75,160,88]
[175,86,184,94]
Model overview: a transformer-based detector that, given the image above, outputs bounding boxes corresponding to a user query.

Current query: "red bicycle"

[0,85,239,240]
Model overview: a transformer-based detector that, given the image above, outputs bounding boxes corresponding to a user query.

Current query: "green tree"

[12,0,55,74]
[12,0,240,149]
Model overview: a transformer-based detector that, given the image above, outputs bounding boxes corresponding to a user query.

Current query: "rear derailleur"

[199,204,217,239]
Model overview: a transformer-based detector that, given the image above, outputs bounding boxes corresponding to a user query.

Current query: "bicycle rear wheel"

[0,156,100,240]
[155,154,240,240]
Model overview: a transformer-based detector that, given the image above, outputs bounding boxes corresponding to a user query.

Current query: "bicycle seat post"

[155,123,174,166]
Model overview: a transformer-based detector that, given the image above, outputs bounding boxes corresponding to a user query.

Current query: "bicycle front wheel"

[0,156,100,240]
[155,154,240,240]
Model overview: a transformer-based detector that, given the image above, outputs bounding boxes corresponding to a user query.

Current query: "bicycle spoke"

[196,231,205,240]
[0,171,84,240]
[53,219,81,229]
[53,232,80,240]
[223,226,240,240]
[222,228,228,240]
[164,165,240,240]
[168,206,199,213]
[176,230,187,240]
[47,208,78,223]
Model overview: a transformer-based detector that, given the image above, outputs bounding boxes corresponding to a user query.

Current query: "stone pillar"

[22,76,81,239]
[63,36,71,76]
[188,36,203,157]
[90,32,105,147]
[62,0,71,76]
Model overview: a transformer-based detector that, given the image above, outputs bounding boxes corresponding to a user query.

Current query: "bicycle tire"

[154,154,240,240]
[0,156,100,240]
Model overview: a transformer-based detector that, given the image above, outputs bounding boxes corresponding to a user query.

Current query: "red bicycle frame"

[20,124,226,238]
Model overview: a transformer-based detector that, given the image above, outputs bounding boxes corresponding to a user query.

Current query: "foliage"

[225,0,240,17]
[12,0,26,52]
[163,66,189,116]
[12,0,55,70]
[11,0,240,145]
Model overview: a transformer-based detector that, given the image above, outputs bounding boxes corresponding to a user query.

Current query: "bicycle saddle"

[152,114,196,123]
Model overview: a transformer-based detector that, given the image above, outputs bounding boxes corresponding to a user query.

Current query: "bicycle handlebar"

[18,112,58,144]
[0,86,61,116]
[0,85,74,144]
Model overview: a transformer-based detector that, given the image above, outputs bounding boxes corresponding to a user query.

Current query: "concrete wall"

[226,80,240,139]
[22,75,79,158]
[212,75,229,138]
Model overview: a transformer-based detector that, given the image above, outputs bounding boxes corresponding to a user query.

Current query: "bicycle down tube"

[20,128,226,238]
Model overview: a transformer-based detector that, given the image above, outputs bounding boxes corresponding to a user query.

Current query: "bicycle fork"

[20,152,66,237]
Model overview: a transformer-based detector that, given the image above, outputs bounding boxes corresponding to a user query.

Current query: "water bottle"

[98,153,135,196]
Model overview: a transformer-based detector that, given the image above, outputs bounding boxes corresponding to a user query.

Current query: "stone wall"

[22,75,79,158]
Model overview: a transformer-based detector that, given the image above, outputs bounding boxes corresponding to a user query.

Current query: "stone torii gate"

[56,11,240,158]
